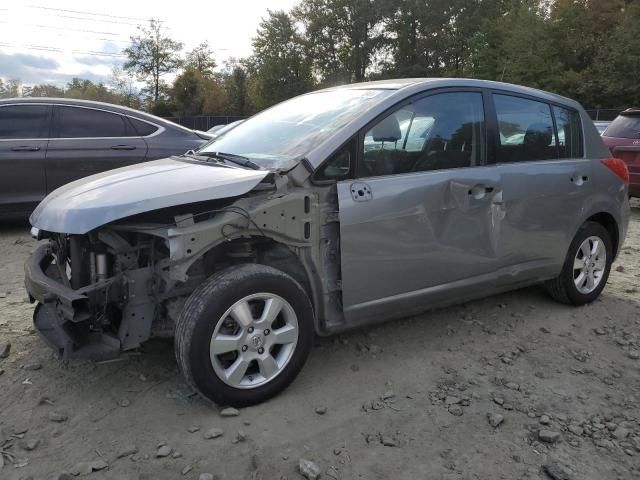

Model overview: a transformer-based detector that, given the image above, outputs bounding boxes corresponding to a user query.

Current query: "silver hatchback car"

[25,79,629,406]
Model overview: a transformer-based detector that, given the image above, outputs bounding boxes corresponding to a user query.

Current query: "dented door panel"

[497,159,594,273]
[337,166,502,309]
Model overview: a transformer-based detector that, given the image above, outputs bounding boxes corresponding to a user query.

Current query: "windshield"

[198,88,394,170]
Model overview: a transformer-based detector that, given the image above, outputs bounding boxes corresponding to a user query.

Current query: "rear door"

[46,105,148,192]
[336,90,503,317]
[491,93,591,278]
[0,103,50,216]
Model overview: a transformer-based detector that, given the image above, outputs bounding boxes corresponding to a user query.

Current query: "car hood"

[30,157,269,234]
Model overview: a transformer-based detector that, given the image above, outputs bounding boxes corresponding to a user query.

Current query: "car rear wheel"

[544,221,612,305]
[175,264,314,407]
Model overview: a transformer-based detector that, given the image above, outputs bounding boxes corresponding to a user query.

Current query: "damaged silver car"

[25,79,630,406]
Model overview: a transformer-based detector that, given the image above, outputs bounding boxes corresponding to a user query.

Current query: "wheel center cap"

[248,333,265,350]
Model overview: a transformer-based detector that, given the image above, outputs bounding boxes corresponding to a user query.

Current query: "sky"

[0,1,300,87]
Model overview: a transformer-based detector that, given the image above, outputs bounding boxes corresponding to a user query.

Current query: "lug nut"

[241,345,248,352]
[258,347,264,354]
[248,327,254,333]
[264,329,270,336]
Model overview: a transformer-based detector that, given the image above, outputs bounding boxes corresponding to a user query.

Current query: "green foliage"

[8,0,637,115]
[246,10,313,110]
[294,0,384,85]
[186,42,217,78]
[123,18,183,104]
[0,78,21,99]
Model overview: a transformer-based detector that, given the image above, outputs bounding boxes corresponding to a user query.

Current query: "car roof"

[318,78,580,109]
[0,97,193,133]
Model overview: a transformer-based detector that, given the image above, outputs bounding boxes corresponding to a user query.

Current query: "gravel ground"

[1,207,639,480]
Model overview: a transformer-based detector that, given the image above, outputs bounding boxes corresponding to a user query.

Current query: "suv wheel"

[175,264,314,407]
[544,221,613,305]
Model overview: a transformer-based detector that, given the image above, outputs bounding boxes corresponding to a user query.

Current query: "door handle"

[570,175,588,186]
[110,145,136,151]
[467,184,494,199]
[11,146,40,152]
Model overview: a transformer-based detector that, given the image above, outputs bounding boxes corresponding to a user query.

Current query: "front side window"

[359,91,485,177]
[554,106,583,158]
[54,106,129,138]
[0,105,50,139]
[494,95,556,162]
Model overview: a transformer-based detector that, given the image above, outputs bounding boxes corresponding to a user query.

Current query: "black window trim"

[486,89,585,163]
[50,104,163,140]
[0,102,164,141]
[0,103,53,141]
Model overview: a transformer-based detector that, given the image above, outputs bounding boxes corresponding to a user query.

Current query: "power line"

[0,42,127,58]
[25,4,155,22]
[0,20,132,37]
[49,13,141,27]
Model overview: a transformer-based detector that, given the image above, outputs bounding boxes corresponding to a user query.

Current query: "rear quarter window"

[553,106,583,158]
[128,117,159,136]
[605,115,640,139]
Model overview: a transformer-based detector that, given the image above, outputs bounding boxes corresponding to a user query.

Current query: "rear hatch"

[602,109,640,189]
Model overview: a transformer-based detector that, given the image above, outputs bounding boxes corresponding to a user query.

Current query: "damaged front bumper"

[25,244,122,360]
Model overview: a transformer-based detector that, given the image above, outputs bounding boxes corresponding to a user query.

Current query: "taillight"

[601,157,629,185]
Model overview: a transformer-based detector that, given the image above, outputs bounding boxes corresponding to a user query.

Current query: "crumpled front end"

[25,229,166,360]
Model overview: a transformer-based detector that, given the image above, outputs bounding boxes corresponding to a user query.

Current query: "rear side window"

[605,114,640,139]
[128,117,159,136]
[494,94,556,162]
[0,105,50,139]
[554,106,583,158]
[54,106,129,138]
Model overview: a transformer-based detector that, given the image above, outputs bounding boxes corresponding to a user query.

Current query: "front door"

[337,90,503,319]
[0,103,51,216]
[46,105,147,192]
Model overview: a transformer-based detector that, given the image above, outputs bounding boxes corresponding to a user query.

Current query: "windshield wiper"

[196,151,263,170]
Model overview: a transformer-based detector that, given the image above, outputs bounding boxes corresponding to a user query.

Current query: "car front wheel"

[175,264,314,407]
[544,221,613,305]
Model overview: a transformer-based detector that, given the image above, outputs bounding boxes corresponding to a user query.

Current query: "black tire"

[175,263,314,407]
[544,221,612,305]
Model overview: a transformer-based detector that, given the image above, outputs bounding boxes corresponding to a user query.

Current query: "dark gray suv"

[0,98,210,218]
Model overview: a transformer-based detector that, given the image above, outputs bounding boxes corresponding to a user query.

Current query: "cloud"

[0,52,111,86]
[73,54,117,67]
[0,52,60,82]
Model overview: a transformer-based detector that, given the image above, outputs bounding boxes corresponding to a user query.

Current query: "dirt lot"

[1,208,639,480]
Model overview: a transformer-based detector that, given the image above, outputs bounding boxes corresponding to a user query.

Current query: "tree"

[172,67,207,115]
[593,1,640,107]
[109,65,142,109]
[294,0,384,85]
[123,19,183,104]
[247,10,313,109]
[186,41,217,78]
[0,78,21,98]
[22,83,65,98]
[222,59,250,116]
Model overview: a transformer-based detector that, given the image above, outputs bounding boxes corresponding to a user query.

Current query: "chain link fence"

[585,109,624,121]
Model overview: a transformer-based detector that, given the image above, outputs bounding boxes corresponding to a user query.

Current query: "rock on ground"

[299,458,322,480]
